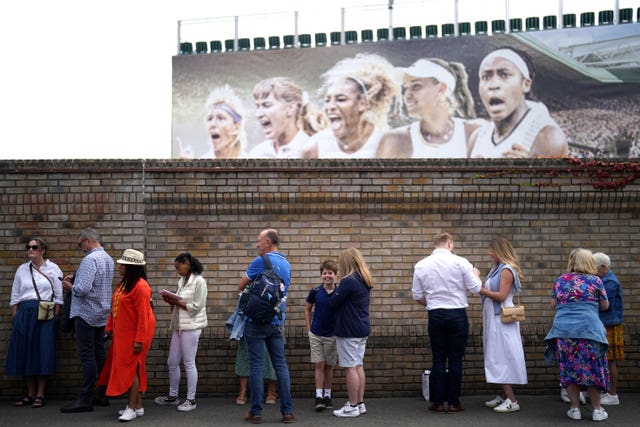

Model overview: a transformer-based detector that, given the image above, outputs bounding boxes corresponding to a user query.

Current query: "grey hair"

[79,227,101,243]
[593,252,611,268]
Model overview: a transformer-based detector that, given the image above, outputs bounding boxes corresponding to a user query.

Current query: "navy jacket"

[330,273,371,338]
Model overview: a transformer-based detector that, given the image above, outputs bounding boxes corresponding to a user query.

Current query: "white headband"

[398,59,456,93]
[480,49,530,80]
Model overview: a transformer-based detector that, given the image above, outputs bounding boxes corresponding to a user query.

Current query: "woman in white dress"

[301,53,399,159]
[249,77,326,158]
[478,237,527,413]
[376,58,481,158]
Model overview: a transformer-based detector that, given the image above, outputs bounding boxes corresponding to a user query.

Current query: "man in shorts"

[594,252,624,405]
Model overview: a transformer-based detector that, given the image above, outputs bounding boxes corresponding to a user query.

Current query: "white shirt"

[410,118,468,158]
[412,248,481,310]
[470,100,556,158]
[248,131,309,158]
[310,127,383,158]
[10,260,64,306]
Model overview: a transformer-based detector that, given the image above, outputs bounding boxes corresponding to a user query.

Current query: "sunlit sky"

[0,0,631,159]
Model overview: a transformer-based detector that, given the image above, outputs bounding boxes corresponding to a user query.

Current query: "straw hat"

[116,249,146,265]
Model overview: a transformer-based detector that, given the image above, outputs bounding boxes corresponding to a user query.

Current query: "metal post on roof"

[505,0,510,34]
[388,0,394,39]
[558,0,563,30]
[341,7,346,45]
[177,20,182,55]
[614,0,620,24]
[234,16,239,51]
[454,0,459,36]
[294,11,299,48]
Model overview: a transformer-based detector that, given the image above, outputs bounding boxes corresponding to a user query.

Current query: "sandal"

[32,396,45,408]
[15,396,35,407]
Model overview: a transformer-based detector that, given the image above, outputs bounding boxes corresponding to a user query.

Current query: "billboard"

[172,23,640,159]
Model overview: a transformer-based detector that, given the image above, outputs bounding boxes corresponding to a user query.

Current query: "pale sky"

[0,0,628,159]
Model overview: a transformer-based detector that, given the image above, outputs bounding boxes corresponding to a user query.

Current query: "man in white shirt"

[412,232,481,414]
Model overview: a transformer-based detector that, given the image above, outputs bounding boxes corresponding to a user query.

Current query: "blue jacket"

[330,273,370,338]
[544,302,608,364]
[598,270,623,326]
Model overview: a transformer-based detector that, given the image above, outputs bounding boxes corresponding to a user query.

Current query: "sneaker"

[315,397,325,411]
[177,399,196,412]
[154,395,180,406]
[494,398,520,413]
[323,396,333,409]
[357,402,366,414]
[600,392,620,405]
[592,407,609,422]
[484,395,504,408]
[118,406,137,422]
[567,407,582,420]
[333,402,360,417]
[119,407,144,416]
[560,388,587,404]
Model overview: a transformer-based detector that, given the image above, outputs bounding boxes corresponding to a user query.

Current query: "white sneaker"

[567,407,582,420]
[484,395,504,408]
[494,398,520,413]
[560,388,587,404]
[119,407,144,416]
[177,399,197,412]
[118,406,137,422]
[592,407,609,422]
[333,402,360,417]
[357,402,367,414]
[600,392,620,405]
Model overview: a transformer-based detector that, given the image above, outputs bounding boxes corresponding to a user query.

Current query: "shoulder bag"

[500,292,525,323]
[30,264,55,321]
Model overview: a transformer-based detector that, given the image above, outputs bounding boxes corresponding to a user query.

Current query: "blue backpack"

[239,255,284,324]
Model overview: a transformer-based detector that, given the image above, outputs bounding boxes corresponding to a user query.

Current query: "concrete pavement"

[3,394,637,426]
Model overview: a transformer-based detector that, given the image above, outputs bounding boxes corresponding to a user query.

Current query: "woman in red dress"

[103,249,155,422]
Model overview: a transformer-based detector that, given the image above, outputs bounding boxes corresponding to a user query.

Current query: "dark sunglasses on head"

[26,245,40,250]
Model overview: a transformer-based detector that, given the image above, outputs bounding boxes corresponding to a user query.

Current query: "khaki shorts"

[308,331,337,365]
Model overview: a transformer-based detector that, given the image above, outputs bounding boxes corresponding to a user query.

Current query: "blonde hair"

[427,58,476,119]
[338,247,373,289]
[433,232,453,247]
[489,237,524,280]
[253,77,327,135]
[567,248,597,275]
[321,53,400,131]
[203,85,247,158]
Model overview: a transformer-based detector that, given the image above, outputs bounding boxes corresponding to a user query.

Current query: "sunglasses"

[26,245,40,250]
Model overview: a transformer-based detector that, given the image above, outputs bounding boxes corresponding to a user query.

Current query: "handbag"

[30,263,55,321]
[500,293,525,323]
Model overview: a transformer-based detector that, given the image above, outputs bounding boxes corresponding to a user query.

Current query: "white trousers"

[167,329,202,400]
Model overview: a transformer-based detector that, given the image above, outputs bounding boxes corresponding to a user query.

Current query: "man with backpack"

[238,228,295,424]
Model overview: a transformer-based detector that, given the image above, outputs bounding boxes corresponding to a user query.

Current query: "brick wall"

[1,158,638,399]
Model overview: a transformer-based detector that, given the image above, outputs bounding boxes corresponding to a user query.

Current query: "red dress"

[101,279,156,396]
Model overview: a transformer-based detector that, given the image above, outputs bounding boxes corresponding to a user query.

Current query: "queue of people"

[5,227,624,424]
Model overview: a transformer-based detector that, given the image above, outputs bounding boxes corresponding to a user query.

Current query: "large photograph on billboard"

[172,24,640,159]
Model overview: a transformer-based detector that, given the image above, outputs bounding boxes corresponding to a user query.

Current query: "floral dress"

[552,273,610,390]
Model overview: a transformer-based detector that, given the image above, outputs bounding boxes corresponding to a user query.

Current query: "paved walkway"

[3,394,637,426]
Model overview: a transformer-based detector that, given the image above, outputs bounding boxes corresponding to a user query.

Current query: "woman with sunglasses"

[6,238,63,408]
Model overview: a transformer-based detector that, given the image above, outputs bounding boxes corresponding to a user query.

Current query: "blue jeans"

[244,322,292,416]
[427,308,468,406]
[74,317,106,402]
